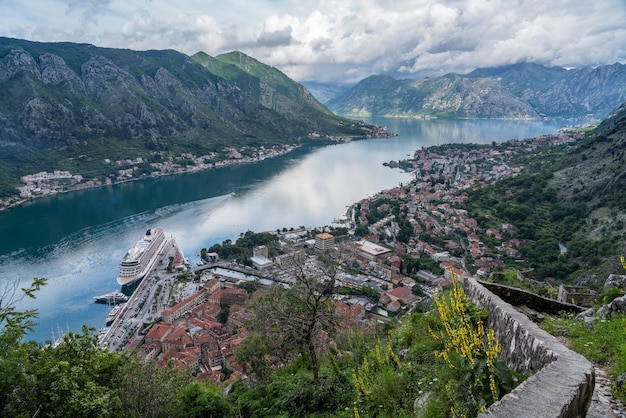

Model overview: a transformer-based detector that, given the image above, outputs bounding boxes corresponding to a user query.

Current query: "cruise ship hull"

[117,228,168,286]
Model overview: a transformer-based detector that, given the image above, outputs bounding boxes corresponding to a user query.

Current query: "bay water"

[0,117,571,342]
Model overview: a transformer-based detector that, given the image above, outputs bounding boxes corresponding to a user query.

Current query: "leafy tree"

[113,359,193,418]
[237,279,261,294]
[412,283,426,296]
[335,285,380,302]
[401,254,421,276]
[0,279,129,417]
[179,382,233,418]
[229,367,351,417]
[22,327,125,418]
[216,306,230,324]
[235,333,274,381]
[0,278,47,416]
[354,224,370,237]
[207,231,280,265]
[0,277,47,340]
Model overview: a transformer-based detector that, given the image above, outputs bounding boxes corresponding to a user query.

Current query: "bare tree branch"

[240,250,344,380]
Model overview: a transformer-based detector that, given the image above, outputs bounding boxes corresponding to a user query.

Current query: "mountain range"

[2,36,626,200]
[0,37,375,196]
[325,62,626,120]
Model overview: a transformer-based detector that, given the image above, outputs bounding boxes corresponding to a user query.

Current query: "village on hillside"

[4,145,299,210]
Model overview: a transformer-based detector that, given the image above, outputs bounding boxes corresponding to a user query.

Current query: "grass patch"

[541,314,626,401]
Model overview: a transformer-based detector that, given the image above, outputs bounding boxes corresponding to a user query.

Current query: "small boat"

[94,291,128,304]
[105,304,124,326]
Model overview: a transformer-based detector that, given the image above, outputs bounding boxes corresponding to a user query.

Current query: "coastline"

[0,127,397,213]
[8,118,576,344]
[0,144,301,213]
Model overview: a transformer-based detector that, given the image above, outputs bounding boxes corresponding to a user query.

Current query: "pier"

[99,236,185,351]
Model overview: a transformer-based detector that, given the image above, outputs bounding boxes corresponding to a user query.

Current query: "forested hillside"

[463,101,626,284]
[0,37,377,197]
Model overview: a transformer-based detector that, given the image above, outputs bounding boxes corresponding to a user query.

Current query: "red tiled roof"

[387,287,412,299]
[145,322,174,341]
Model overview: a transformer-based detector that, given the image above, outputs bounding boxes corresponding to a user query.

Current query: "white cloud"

[0,0,624,83]
[256,26,294,48]
[66,0,113,23]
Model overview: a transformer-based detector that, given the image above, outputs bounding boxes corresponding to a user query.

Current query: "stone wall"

[463,276,595,418]
[479,281,585,316]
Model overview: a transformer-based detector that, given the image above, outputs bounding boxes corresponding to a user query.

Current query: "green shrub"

[431,274,521,416]
[599,286,625,305]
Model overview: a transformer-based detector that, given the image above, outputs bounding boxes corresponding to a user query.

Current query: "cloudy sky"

[1,0,624,84]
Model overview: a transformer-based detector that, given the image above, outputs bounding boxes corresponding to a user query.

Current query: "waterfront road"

[99,238,184,351]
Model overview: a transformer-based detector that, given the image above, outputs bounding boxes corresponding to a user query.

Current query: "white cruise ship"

[117,228,167,286]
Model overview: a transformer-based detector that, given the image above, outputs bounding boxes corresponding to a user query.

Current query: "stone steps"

[587,366,625,418]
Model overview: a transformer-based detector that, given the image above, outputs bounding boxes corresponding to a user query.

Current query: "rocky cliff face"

[0,37,364,153]
[0,45,231,147]
[416,75,538,118]
[327,74,538,119]
[192,50,335,126]
[549,100,626,209]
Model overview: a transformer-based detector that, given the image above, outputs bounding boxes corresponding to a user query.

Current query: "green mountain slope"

[466,62,568,94]
[191,51,356,135]
[463,101,626,282]
[328,73,538,118]
[550,101,626,210]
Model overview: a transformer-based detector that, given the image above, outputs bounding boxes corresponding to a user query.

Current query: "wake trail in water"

[40,194,234,260]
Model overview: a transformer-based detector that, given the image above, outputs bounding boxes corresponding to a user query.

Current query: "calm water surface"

[0,117,570,341]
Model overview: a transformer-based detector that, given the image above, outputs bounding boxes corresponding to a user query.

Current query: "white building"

[314,233,335,252]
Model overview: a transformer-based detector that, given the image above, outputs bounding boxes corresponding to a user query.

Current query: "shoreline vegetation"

[0,126,396,212]
[1,144,298,212]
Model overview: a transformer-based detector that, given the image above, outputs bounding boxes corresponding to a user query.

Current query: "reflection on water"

[0,118,570,341]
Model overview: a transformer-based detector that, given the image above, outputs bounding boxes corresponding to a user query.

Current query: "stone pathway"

[587,366,625,417]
